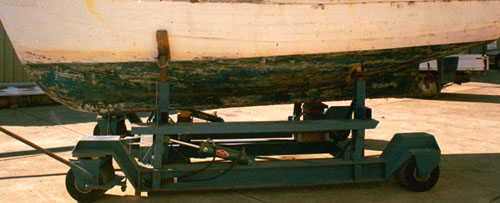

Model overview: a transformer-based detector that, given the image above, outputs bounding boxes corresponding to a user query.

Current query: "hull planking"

[26,41,487,113]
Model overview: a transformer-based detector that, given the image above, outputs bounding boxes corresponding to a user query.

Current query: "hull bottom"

[26,41,488,113]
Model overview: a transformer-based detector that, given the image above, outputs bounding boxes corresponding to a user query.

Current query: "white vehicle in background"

[417,54,488,97]
[460,39,500,69]
[419,54,488,72]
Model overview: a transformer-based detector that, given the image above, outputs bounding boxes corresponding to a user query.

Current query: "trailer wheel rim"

[74,182,92,194]
[413,167,431,182]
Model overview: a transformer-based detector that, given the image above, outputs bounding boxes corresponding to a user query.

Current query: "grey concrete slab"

[0,70,500,202]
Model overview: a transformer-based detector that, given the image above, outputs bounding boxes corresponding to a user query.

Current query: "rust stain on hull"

[85,0,108,26]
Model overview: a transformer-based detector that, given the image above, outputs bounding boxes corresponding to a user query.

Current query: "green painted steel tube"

[198,142,254,165]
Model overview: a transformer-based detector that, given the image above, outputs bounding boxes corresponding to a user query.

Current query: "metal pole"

[169,138,201,149]
[0,126,71,166]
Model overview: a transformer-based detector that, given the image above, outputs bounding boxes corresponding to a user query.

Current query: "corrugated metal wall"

[0,21,31,83]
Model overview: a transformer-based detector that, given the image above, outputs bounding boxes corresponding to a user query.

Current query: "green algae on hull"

[25,41,488,113]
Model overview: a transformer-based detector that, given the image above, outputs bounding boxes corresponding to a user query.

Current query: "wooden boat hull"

[1,0,499,113]
[0,0,499,64]
[26,41,486,113]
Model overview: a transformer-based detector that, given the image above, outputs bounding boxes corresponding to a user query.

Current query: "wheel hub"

[74,182,92,194]
[413,168,431,182]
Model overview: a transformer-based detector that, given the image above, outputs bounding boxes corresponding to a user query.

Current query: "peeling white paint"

[0,0,498,64]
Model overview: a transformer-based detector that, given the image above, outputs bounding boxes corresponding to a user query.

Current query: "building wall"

[0,21,31,83]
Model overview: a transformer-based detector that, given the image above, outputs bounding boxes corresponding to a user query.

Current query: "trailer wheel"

[65,169,107,202]
[66,162,115,202]
[416,75,441,98]
[396,158,439,192]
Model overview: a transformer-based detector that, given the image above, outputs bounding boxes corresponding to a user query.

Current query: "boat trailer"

[66,79,441,201]
[0,31,441,202]
[0,80,441,202]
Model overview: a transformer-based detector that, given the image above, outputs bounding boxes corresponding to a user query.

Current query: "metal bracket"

[410,148,441,178]
[381,132,441,178]
[346,63,364,84]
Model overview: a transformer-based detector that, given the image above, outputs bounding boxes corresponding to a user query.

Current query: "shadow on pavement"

[431,93,500,104]
[93,153,500,202]
[364,139,389,151]
[471,69,500,85]
[0,146,74,158]
[0,105,97,126]
[0,173,66,180]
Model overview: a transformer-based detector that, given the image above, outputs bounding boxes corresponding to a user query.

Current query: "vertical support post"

[152,135,168,190]
[156,30,171,125]
[152,30,171,190]
[157,82,170,125]
[135,172,141,196]
[351,80,366,180]
[437,57,445,85]
[353,80,366,120]
[292,103,302,121]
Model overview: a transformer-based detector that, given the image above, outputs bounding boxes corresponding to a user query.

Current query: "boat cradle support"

[93,113,142,136]
[65,79,441,201]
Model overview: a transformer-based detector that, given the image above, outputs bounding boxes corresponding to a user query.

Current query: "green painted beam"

[144,158,386,191]
[132,119,378,135]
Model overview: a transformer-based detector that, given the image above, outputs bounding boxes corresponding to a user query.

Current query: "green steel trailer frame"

[61,30,442,202]
[65,78,440,202]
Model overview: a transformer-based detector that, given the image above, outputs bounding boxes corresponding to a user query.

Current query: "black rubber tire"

[65,169,106,202]
[330,130,350,142]
[416,75,442,99]
[396,158,440,192]
[93,120,127,136]
[93,124,100,135]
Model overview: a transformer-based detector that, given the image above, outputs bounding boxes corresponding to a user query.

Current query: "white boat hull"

[0,0,499,64]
